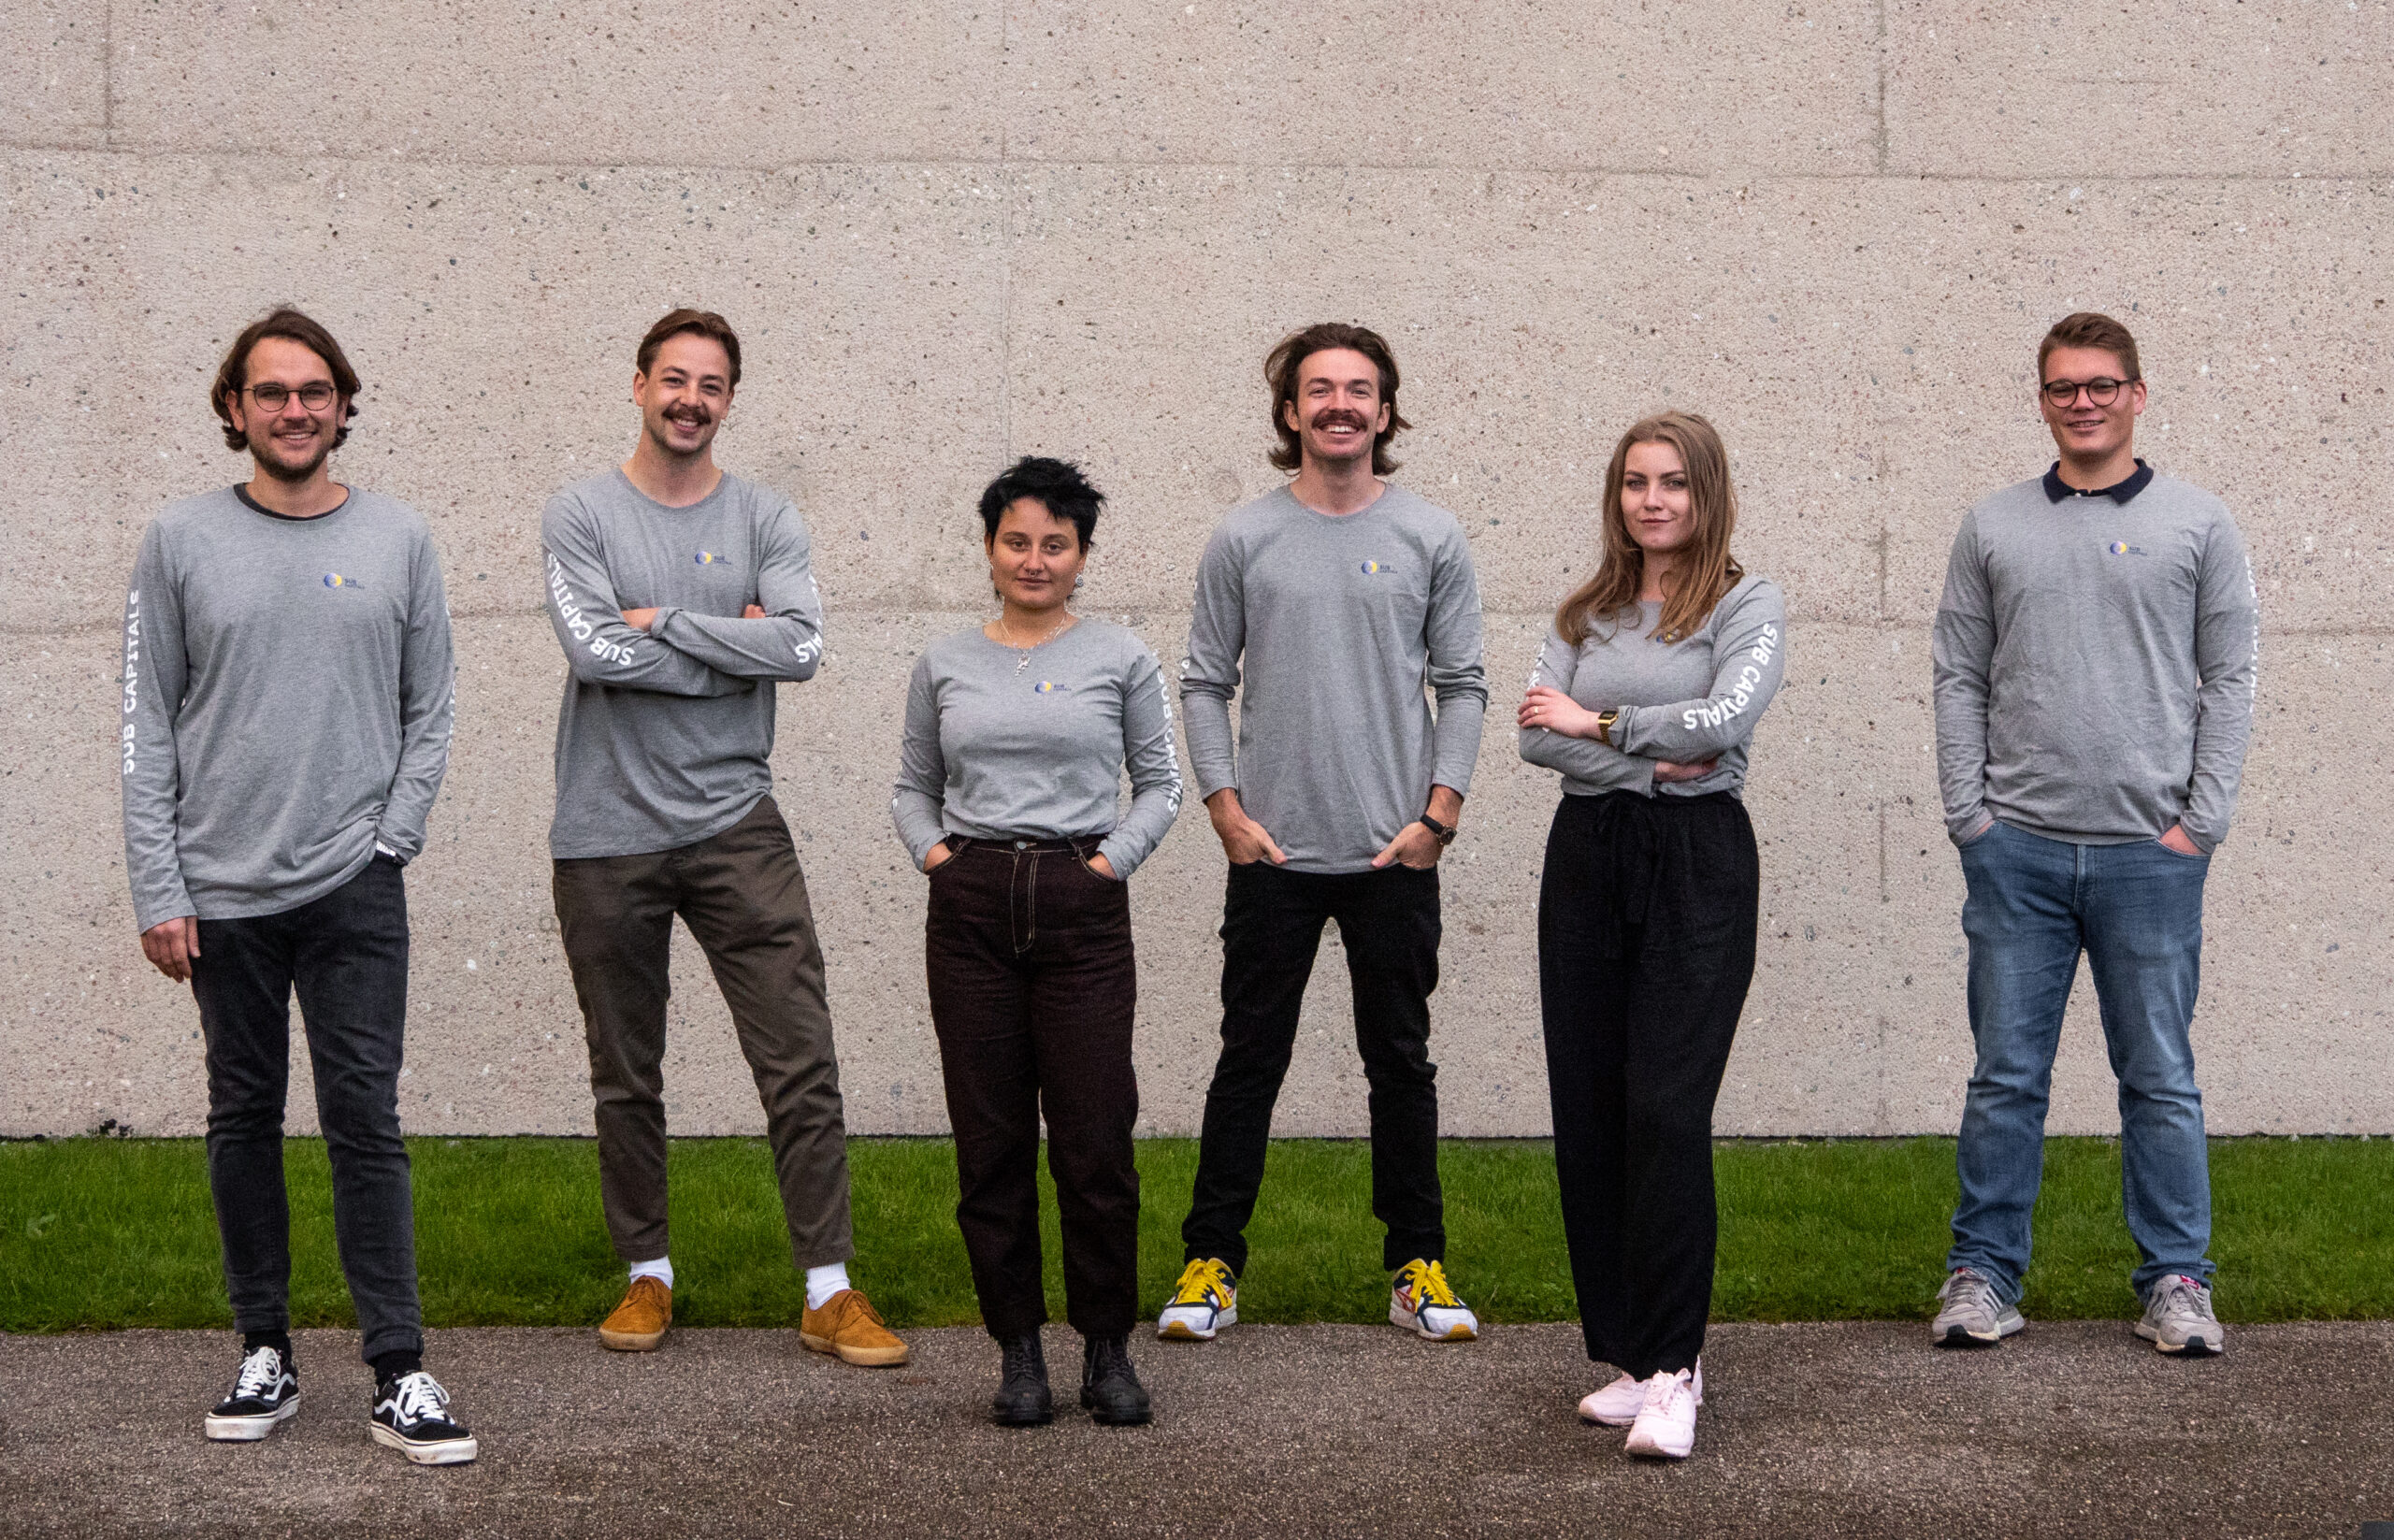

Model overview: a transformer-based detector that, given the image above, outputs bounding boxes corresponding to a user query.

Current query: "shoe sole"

[1933,1317,2025,1348]
[1388,1301,1478,1342]
[368,1422,479,1465]
[800,1331,910,1367]
[598,1325,667,1351]
[2134,1322,2224,1357]
[204,1396,300,1441]
[1624,1431,1694,1461]
[1082,1392,1153,1426]
[991,1402,1055,1428]
[1580,1405,1638,1428]
[1157,1306,1234,1341]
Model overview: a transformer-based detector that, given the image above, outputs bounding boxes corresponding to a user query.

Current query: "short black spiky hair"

[977,455,1105,549]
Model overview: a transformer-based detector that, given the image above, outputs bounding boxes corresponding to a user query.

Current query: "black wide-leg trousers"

[1538,791,1757,1379]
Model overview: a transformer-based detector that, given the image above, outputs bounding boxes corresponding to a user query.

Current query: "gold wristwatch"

[1595,708,1622,746]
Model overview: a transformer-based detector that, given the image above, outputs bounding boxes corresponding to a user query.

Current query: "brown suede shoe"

[598,1275,672,1351]
[800,1288,910,1367]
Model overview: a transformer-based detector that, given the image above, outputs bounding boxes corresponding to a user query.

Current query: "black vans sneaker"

[369,1371,478,1465]
[204,1345,299,1441]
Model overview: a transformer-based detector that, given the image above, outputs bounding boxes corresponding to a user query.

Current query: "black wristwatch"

[1419,813,1458,847]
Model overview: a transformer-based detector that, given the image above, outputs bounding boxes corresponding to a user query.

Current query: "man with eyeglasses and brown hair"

[541,308,906,1371]
[1929,310,2257,1357]
[122,308,473,1462]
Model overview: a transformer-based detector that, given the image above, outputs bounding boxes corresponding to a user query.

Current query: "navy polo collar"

[2043,459,2154,505]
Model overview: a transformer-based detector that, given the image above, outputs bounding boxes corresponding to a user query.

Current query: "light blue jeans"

[1946,820,2215,1305]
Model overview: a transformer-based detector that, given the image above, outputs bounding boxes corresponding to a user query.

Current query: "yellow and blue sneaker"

[1390,1259,1478,1341]
[1156,1258,1238,1341]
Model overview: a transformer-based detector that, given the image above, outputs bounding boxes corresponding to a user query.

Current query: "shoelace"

[2157,1276,2214,1320]
[232,1348,284,1400]
[385,1372,451,1425]
[1944,1270,1998,1314]
[1641,1371,1693,1414]
[1403,1260,1463,1310]
[1173,1259,1231,1305]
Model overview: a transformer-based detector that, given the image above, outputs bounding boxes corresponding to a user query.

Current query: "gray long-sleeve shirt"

[1520,575,1787,799]
[120,486,456,932]
[1179,483,1489,873]
[541,468,825,858]
[1931,467,2258,852]
[890,619,1184,879]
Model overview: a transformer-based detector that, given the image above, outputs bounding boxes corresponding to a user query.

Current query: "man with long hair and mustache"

[540,309,906,1371]
[1161,323,1491,1346]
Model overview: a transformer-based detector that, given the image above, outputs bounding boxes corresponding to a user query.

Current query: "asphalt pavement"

[3,1320,2389,1538]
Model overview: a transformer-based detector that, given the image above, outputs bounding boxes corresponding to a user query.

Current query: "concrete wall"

[4,2,2387,1140]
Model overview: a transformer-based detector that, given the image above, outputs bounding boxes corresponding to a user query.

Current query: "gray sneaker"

[2135,1274,2224,1356]
[1931,1267,2025,1347]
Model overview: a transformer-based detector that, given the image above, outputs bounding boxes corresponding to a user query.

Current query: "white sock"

[804,1262,852,1310]
[628,1257,674,1290]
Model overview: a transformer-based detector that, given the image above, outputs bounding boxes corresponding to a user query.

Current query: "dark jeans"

[1948,821,2214,1304]
[188,855,423,1364]
[1182,860,1445,1276]
[925,837,1140,1339]
[552,795,854,1270]
[1538,792,1757,1380]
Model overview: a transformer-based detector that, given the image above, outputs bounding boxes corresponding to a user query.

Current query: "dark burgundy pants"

[925,838,1141,1340]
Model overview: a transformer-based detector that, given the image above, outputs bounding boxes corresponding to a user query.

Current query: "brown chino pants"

[926,837,1140,1339]
[553,795,854,1269]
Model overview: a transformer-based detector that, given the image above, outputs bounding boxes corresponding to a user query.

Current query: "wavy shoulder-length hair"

[1554,410,1743,647]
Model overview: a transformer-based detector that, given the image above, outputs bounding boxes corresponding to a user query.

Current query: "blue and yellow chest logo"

[322,572,362,589]
[1360,559,1387,575]
[1033,680,1062,695]
[695,551,723,566]
[2108,541,2146,556]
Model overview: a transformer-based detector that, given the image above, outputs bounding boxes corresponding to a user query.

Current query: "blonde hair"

[1554,410,1742,647]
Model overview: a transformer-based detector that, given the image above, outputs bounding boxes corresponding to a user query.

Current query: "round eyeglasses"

[2041,376,2137,408]
[242,381,339,412]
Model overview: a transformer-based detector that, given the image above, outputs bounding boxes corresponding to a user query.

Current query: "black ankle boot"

[1080,1334,1152,1426]
[989,1332,1053,1427]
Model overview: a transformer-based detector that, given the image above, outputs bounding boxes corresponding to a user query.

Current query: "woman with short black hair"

[892,456,1183,1427]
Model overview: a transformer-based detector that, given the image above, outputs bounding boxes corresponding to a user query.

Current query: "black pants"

[1539,792,1757,1379]
[1183,861,1445,1275]
[553,796,854,1270]
[188,856,423,1364]
[926,838,1140,1340]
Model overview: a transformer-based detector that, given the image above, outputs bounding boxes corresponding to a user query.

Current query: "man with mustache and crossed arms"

[1161,323,1491,1346]
[541,308,905,1368]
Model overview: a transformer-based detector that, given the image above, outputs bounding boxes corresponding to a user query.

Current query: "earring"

[1073,572,1085,594]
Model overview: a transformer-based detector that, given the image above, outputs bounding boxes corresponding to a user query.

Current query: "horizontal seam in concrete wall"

[2,142,2380,184]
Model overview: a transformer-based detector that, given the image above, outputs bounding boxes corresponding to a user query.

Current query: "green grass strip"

[2,1136,2387,1332]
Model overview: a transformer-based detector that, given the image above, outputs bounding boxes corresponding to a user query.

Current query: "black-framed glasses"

[2041,376,2136,408]
[243,381,339,411]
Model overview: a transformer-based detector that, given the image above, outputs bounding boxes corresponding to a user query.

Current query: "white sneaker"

[1389,1259,1478,1342]
[2135,1274,2225,1356]
[1579,1359,1701,1428]
[1622,1368,1698,1460]
[1156,1258,1238,1341]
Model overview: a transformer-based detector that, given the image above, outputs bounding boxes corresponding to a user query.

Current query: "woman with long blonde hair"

[1517,410,1787,1461]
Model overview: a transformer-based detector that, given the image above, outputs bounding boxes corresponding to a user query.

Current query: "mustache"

[665,406,714,425]
[1309,410,1371,431]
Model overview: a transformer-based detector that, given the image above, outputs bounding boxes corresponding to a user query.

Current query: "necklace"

[995,610,1074,673]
